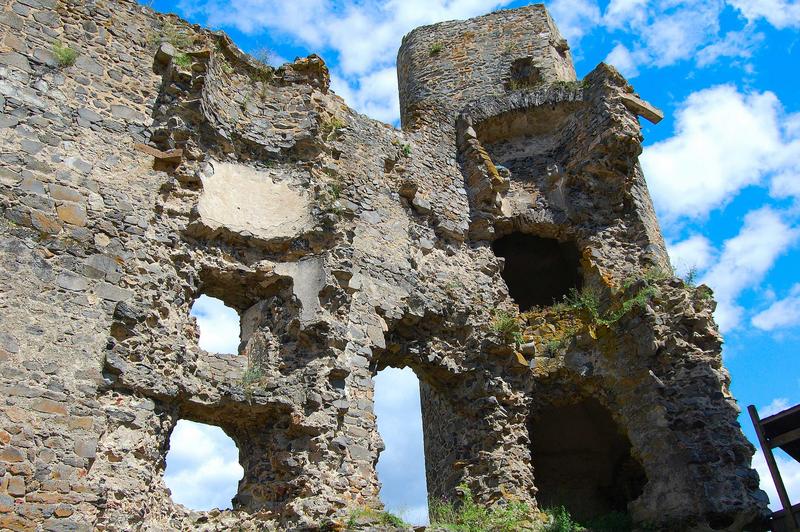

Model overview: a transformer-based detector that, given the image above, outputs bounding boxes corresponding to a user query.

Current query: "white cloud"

[695,28,763,67]
[728,0,800,29]
[176,0,777,124]
[191,295,240,354]
[332,68,400,124]
[762,397,791,417]
[667,235,715,277]
[547,0,602,43]
[604,43,647,78]
[548,0,765,76]
[603,0,648,29]
[164,420,243,510]
[700,207,799,331]
[642,85,785,221]
[752,284,800,331]
[643,1,724,67]
[597,0,761,76]
[769,113,800,200]
[179,0,512,123]
[374,367,429,525]
[753,448,800,510]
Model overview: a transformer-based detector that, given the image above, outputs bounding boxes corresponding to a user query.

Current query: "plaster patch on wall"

[197,161,313,241]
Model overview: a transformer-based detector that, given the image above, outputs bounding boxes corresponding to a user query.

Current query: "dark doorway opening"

[492,233,582,311]
[529,398,647,521]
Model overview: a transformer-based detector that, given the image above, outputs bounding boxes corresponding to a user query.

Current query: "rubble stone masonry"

[0,0,770,529]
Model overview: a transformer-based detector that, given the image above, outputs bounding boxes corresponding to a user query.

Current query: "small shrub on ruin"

[543,337,564,357]
[322,116,347,141]
[345,507,407,529]
[253,47,273,67]
[317,182,344,216]
[429,484,532,531]
[563,277,659,328]
[429,42,444,55]
[491,310,523,345]
[241,364,263,387]
[682,267,698,287]
[52,42,78,68]
[251,66,275,86]
[150,20,192,49]
[696,285,713,301]
[173,52,191,68]
[401,143,412,157]
[543,506,582,532]
[641,265,674,283]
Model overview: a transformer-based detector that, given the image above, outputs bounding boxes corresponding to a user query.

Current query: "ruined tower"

[0,1,770,530]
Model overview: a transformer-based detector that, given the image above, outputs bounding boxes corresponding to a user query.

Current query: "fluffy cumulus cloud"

[667,235,715,278]
[761,397,791,417]
[700,208,798,332]
[753,448,800,510]
[768,113,800,200]
[172,0,797,123]
[752,284,800,331]
[604,42,648,77]
[548,0,763,77]
[177,0,512,123]
[559,0,794,73]
[164,420,244,510]
[331,68,400,125]
[374,367,429,524]
[191,295,240,354]
[547,0,601,43]
[643,86,800,333]
[641,85,789,222]
[728,0,800,29]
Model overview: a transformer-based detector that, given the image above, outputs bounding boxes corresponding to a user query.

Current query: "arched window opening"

[529,398,647,521]
[492,233,582,311]
[164,420,244,511]
[191,294,241,355]
[374,367,430,525]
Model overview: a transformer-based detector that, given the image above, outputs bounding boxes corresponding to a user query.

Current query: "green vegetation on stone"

[559,267,665,328]
[173,52,191,68]
[150,20,192,49]
[491,310,523,345]
[429,42,444,55]
[345,507,407,529]
[253,47,273,67]
[52,42,78,68]
[241,360,263,388]
[430,485,533,531]
[544,506,581,532]
[322,116,347,141]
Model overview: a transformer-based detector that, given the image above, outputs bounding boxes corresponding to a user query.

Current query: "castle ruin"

[0,0,771,530]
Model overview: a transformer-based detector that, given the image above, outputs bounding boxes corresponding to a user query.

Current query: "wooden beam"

[749,405,798,530]
[771,427,800,449]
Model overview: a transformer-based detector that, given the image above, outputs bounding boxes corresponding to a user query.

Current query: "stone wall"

[0,0,770,530]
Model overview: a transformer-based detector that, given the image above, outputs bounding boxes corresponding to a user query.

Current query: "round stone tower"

[397,4,576,127]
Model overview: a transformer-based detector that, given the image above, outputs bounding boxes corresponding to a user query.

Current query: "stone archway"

[528,397,647,521]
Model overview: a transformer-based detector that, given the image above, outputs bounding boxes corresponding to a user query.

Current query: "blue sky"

[154,0,800,522]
